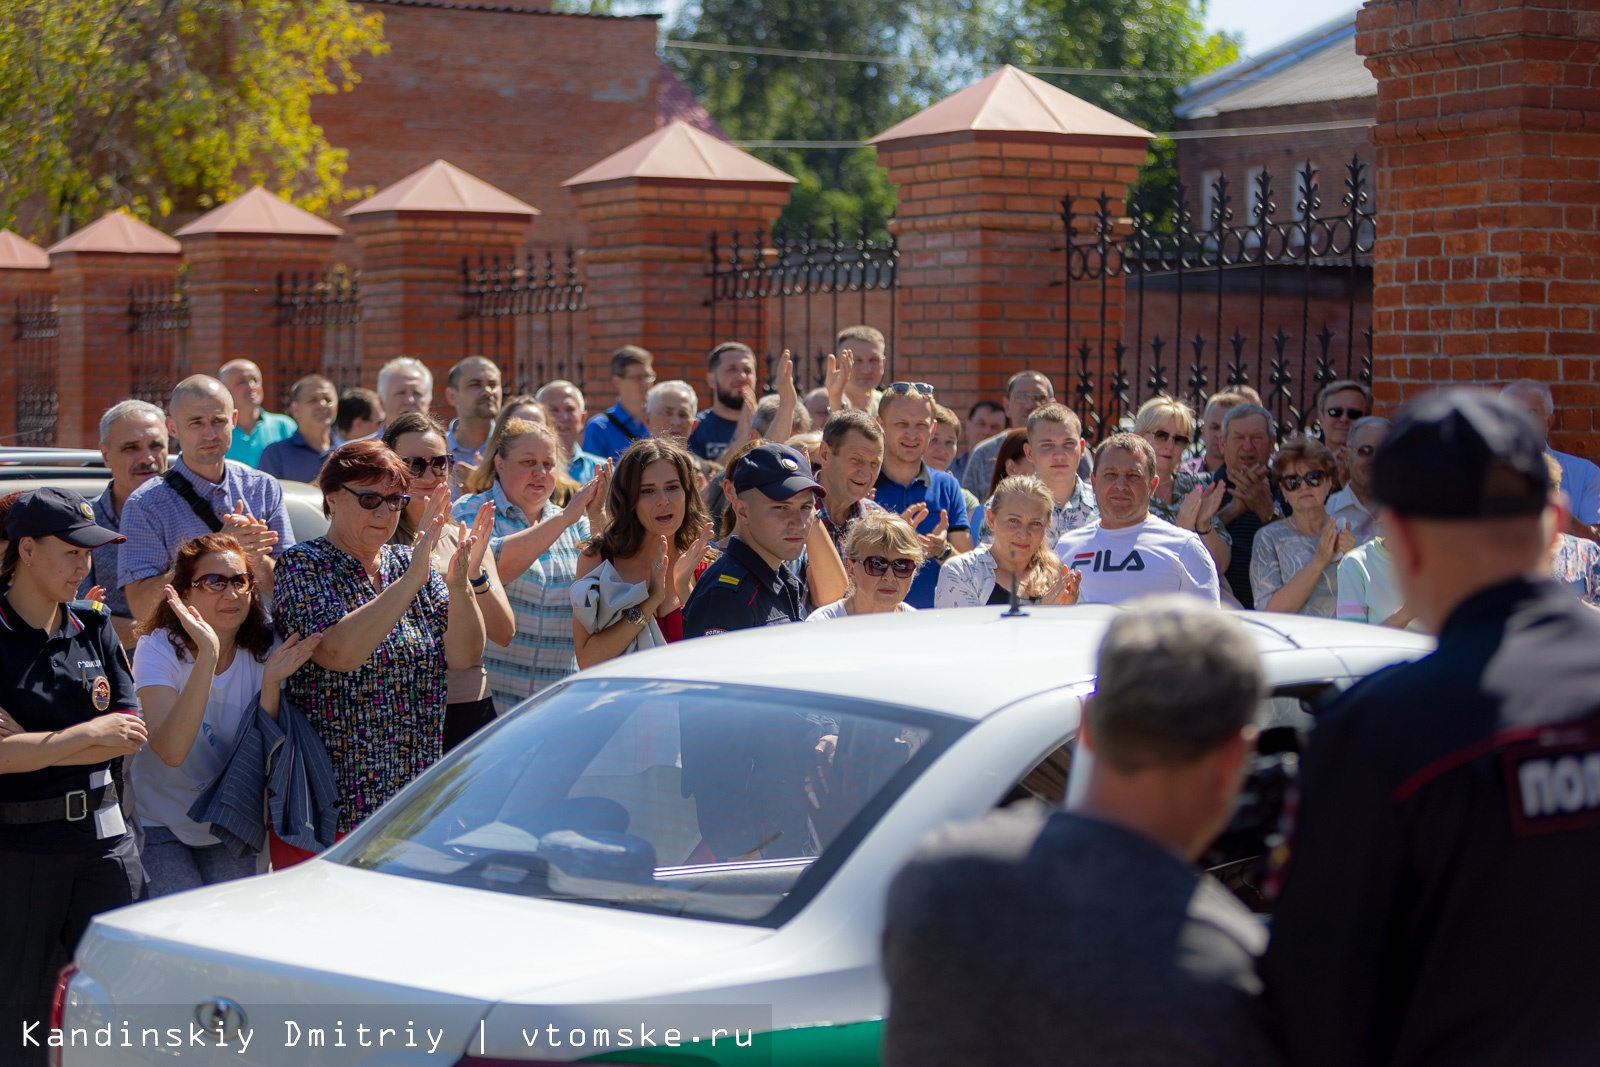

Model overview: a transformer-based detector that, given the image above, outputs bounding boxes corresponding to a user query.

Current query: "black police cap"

[4,487,125,548]
[1373,389,1550,519]
[731,443,824,501]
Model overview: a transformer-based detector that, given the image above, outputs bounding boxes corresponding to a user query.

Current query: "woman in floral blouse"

[273,441,485,865]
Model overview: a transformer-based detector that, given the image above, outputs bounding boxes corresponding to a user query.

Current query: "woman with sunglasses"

[808,512,925,619]
[272,441,485,865]
[937,476,1079,608]
[383,413,513,751]
[1131,396,1231,572]
[1249,435,1355,617]
[131,533,320,894]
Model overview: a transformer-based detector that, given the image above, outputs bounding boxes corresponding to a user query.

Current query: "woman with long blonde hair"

[936,475,1079,607]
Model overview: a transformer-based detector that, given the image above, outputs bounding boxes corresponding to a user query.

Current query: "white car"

[54,606,1432,1066]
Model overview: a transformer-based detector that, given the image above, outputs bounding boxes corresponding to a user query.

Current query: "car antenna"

[1003,566,1028,618]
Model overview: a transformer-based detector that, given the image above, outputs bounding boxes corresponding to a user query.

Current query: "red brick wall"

[316,4,662,251]
[1357,0,1600,456]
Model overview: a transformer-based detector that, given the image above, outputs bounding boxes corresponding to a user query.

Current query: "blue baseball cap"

[731,444,824,501]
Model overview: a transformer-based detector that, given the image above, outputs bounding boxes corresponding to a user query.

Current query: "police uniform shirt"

[0,596,138,852]
[1263,577,1600,1067]
[683,536,807,637]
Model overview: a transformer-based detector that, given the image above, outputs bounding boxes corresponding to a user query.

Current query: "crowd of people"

[3,321,1599,1050]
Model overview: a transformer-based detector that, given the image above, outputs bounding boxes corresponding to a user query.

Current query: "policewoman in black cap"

[684,443,824,637]
[0,487,147,1050]
[1263,390,1600,1067]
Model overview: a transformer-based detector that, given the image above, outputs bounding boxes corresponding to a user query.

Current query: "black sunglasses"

[1279,470,1327,492]
[885,382,935,398]
[401,454,454,478]
[190,572,253,594]
[1148,428,1192,447]
[1324,406,1365,420]
[341,485,410,512]
[857,555,918,578]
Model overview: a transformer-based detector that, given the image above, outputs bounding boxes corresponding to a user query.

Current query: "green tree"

[0,0,387,241]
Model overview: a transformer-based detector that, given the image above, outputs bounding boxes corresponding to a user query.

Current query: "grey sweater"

[882,807,1283,1067]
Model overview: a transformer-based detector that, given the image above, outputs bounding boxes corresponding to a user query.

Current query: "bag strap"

[163,467,225,533]
[602,410,640,444]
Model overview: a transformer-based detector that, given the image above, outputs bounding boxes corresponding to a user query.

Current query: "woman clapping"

[937,476,1080,607]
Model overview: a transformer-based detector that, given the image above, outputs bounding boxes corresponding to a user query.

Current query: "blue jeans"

[140,824,258,897]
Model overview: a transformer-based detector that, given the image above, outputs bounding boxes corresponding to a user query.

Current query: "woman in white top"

[1249,435,1356,617]
[936,475,1079,608]
[132,533,318,895]
[808,512,925,619]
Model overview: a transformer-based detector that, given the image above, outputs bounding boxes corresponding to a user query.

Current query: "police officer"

[684,443,822,637]
[1262,390,1600,1066]
[0,488,147,1060]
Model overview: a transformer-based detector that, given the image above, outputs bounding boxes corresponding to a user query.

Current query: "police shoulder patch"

[717,574,742,587]
[70,599,111,619]
[1504,722,1600,836]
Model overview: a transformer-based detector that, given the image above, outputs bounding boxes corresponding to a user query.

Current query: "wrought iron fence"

[273,267,362,398]
[128,278,190,409]
[707,218,899,389]
[461,250,587,394]
[13,294,59,446]
[1061,156,1376,440]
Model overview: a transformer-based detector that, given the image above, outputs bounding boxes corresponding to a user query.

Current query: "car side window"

[1000,736,1075,809]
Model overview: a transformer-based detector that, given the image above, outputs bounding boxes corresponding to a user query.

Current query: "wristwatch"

[624,606,647,627]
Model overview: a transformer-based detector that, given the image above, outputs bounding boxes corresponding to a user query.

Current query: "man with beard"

[1325,416,1389,545]
[814,410,886,555]
[85,400,169,647]
[1056,433,1220,606]
[444,356,503,467]
[1213,404,1279,608]
[689,342,759,462]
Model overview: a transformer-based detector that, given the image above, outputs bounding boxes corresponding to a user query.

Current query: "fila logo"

[1070,549,1146,573]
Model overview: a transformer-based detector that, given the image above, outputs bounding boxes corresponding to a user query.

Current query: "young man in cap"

[683,443,823,637]
[1264,389,1600,1067]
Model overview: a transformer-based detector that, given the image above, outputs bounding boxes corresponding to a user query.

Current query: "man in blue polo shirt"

[219,359,295,466]
[259,374,340,484]
[119,375,294,623]
[872,383,972,608]
[582,346,654,462]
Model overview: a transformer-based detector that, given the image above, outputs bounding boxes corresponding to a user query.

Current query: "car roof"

[573,605,1436,720]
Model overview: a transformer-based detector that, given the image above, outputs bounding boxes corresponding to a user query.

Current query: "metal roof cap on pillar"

[0,230,50,269]
[344,159,540,218]
[562,120,797,188]
[45,210,183,255]
[175,187,344,237]
[869,65,1153,147]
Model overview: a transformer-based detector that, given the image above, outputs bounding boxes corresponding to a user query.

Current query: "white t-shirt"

[806,599,916,620]
[131,633,267,846]
[1055,516,1221,606]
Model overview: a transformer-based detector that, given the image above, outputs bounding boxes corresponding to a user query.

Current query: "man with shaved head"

[219,358,295,467]
[118,375,295,621]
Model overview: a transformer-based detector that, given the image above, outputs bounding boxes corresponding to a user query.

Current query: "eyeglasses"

[1148,428,1192,447]
[885,382,935,398]
[400,454,453,478]
[1324,406,1365,420]
[340,485,411,512]
[856,555,918,578]
[190,572,253,594]
[1279,470,1327,492]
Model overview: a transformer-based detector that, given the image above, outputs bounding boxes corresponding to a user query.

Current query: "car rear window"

[335,679,966,926]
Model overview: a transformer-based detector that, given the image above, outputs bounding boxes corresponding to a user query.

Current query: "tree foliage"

[668,0,1240,232]
[0,0,387,241]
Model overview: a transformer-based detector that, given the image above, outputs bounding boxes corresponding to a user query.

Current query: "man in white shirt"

[1325,416,1390,546]
[1057,432,1221,606]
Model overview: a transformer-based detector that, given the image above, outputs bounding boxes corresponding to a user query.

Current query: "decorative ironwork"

[460,249,587,394]
[1061,155,1376,440]
[128,278,190,409]
[13,294,59,446]
[707,217,898,389]
[273,267,362,398]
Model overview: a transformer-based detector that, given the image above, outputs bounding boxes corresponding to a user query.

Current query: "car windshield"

[335,679,966,926]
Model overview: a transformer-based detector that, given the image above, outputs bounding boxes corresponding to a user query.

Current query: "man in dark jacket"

[881,597,1279,1067]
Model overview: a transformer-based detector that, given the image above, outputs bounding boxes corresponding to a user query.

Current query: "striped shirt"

[453,483,588,712]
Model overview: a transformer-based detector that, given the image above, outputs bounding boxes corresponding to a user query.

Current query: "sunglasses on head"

[1324,406,1365,420]
[401,454,454,478]
[856,555,917,578]
[1148,428,1192,447]
[341,485,410,512]
[1279,470,1327,492]
[190,572,252,594]
[885,382,935,398]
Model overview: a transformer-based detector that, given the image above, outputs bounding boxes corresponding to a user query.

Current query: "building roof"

[0,230,49,270]
[870,65,1152,146]
[344,159,540,217]
[562,120,795,188]
[356,0,658,20]
[46,210,182,256]
[1177,13,1375,120]
[174,187,344,238]
[656,62,728,140]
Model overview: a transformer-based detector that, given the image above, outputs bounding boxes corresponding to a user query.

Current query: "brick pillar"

[51,251,182,449]
[868,66,1151,423]
[567,179,792,395]
[1358,0,1600,453]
